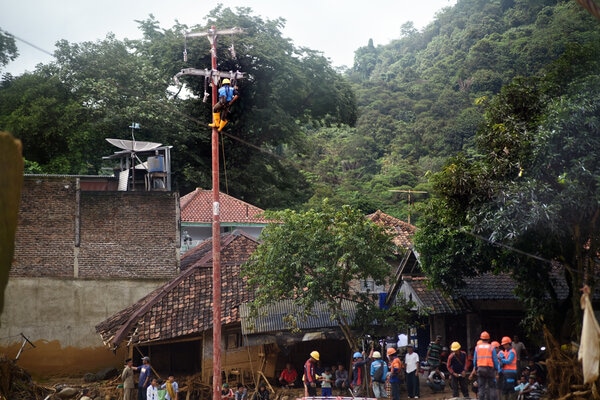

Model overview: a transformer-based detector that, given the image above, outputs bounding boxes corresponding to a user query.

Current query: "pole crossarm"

[186,26,244,38]
[173,68,245,86]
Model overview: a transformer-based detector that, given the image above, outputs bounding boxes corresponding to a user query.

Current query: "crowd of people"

[286,331,545,400]
[119,331,544,400]
[120,356,179,400]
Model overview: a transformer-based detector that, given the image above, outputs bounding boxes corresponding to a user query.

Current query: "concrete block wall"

[11,176,180,279]
[0,176,181,375]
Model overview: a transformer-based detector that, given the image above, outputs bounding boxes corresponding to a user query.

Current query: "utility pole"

[389,189,427,224]
[174,26,244,400]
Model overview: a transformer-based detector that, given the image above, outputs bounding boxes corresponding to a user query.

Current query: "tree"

[414,46,600,340]
[243,200,396,350]
[0,8,357,209]
[0,30,18,69]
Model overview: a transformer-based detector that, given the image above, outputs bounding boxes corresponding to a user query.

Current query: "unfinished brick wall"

[11,176,180,279]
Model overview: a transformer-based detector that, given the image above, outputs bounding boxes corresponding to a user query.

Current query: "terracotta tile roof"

[95,230,258,350]
[400,276,471,315]
[181,188,269,224]
[366,210,416,249]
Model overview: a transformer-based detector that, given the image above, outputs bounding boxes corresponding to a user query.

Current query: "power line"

[1,29,54,57]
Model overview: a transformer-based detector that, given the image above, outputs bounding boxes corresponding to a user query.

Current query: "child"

[320,366,334,397]
[252,383,270,400]
[234,383,248,400]
[221,383,234,400]
[161,375,179,400]
[514,375,527,393]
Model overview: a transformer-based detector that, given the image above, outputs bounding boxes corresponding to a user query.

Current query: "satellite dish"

[106,138,162,152]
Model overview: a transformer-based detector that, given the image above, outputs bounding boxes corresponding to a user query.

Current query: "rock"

[94,367,118,381]
[56,387,79,398]
[83,372,97,382]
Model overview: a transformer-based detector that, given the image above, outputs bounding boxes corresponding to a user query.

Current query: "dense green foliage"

[2,1,598,216]
[0,30,18,69]
[0,7,356,209]
[414,35,600,339]
[243,200,396,348]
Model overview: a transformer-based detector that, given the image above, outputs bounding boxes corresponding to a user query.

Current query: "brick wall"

[11,176,180,279]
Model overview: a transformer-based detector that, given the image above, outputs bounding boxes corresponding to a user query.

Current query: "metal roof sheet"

[239,299,358,335]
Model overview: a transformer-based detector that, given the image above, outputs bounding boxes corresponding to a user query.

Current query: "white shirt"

[405,352,420,374]
[147,385,159,400]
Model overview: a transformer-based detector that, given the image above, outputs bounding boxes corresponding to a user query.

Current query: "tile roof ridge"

[180,187,204,209]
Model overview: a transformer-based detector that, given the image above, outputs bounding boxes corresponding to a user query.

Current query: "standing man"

[208,78,240,132]
[498,337,518,400]
[469,331,500,400]
[304,350,320,397]
[351,351,368,396]
[426,335,443,370]
[122,358,137,400]
[370,351,388,400]
[512,335,527,374]
[387,348,403,400]
[405,344,420,399]
[447,341,469,398]
[138,356,153,400]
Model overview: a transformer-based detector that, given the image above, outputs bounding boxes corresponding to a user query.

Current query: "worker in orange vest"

[498,336,518,400]
[469,331,500,400]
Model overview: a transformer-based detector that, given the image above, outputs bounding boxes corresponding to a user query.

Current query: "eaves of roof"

[239,299,359,335]
[95,230,259,350]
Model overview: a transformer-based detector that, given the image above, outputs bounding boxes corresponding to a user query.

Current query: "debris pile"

[544,326,600,400]
[0,354,54,400]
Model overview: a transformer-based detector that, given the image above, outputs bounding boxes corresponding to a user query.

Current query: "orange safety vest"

[475,343,494,368]
[501,348,517,372]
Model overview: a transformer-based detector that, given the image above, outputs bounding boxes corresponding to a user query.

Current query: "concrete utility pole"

[174,26,244,400]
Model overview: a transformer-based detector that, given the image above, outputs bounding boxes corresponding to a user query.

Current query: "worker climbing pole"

[208,77,239,131]
[172,25,245,400]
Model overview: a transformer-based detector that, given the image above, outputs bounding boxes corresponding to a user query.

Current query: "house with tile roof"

[366,210,416,250]
[96,230,263,381]
[95,210,418,385]
[180,188,271,251]
[385,249,570,358]
[95,230,364,386]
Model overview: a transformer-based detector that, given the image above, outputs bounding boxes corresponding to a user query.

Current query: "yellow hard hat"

[222,78,231,84]
[450,342,461,351]
[310,350,320,361]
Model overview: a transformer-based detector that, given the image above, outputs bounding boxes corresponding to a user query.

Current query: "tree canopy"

[242,200,396,349]
[414,38,600,339]
[0,30,18,70]
[0,7,356,209]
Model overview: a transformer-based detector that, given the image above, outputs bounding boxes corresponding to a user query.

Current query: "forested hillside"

[310,0,600,219]
[1,0,599,219]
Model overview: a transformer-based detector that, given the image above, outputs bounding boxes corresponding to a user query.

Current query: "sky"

[1,0,457,76]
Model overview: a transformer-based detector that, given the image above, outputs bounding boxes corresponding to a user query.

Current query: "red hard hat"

[501,336,512,346]
[480,331,490,340]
